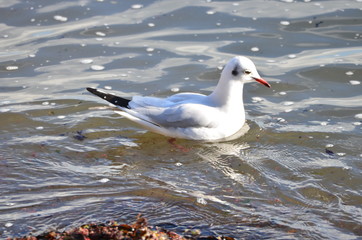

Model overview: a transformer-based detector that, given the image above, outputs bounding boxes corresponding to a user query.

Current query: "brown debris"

[8,215,235,240]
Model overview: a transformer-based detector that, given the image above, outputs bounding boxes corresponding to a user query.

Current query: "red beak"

[253,77,271,88]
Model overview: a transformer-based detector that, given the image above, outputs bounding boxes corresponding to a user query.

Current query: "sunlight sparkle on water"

[355,113,362,119]
[131,4,143,9]
[349,80,360,85]
[81,59,94,64]
[280,21,290,25]
[53,15,68,22]
[91,65,105,71]
[282,101,294,106]
[6,66,18,71]
[99,178,110,183]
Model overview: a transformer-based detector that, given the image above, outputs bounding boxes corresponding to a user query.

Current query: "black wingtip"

[86,87,131,108]
[86,87,97,94]
[86,87,94,92]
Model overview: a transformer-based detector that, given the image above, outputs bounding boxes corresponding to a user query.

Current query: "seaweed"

[8,215,234,240]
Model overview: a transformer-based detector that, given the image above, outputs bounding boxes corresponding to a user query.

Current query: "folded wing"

[87,88,221,129]
[125,103,222,128]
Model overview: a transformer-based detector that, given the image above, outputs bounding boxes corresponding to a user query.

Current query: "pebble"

[175,162,183,167]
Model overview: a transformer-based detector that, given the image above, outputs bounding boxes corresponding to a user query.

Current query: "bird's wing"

[87,88,220,129]
[129,96,175,108]
[131,103,223,128]
[165,92,206,103]
[129,92,207,108]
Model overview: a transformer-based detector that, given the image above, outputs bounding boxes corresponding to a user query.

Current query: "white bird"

[87,56,270,141]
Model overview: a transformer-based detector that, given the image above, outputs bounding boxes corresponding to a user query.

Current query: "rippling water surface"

[1,0,362,239]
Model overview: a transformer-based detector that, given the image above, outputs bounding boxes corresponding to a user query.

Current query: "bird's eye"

[244,70,251,74]
[231,66,239,76]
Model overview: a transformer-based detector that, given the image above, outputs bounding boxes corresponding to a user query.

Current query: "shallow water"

[1,0,362,239]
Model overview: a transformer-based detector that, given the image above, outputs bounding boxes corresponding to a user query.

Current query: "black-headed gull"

[87,56,270,141]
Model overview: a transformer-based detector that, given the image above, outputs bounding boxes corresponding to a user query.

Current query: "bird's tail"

[86,87,131,108]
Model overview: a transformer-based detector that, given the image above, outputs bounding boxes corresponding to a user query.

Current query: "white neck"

[208,74,245,111]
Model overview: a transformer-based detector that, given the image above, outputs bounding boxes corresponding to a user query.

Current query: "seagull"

[87,56,271,141]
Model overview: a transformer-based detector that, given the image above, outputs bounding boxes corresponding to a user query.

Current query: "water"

[1,0,362,239]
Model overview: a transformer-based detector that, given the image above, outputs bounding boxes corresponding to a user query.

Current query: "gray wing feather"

[137,103,222,128]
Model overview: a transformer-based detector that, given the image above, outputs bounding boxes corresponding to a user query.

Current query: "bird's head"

[222,56,271,88]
